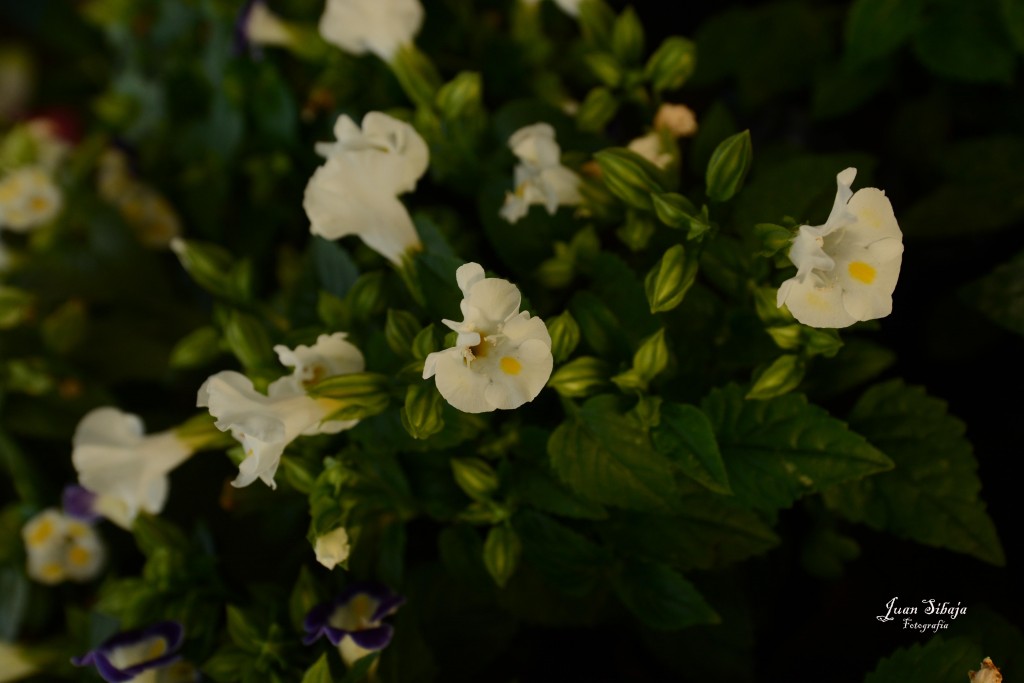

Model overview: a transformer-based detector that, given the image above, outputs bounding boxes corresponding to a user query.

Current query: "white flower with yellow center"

[304,112,427,266]
[21,508,104,585]
[500,123,581,224]
[314,527,351,570]
[0,166,61,232]
[319,0,424,62]
[423,263,553,413]
[776,168,904,328]
[198,333,365,489]
[72,408,196,529]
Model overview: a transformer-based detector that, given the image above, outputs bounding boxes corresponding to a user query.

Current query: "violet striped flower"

[303,583,405,666]
[71,621,184,683]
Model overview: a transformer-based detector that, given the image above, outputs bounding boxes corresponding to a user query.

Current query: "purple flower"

[303,583,405,665]
[71,621,184,683]
[62,484,100,523]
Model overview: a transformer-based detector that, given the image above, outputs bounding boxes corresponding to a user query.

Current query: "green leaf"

[203,647,255,683]
[506,461,608,520]
[645,37,697,92]
[610,7,645,64]
[514,510,611,596]
[823,381,1006,565]
[226,606,262,653]
[1003,0,1024,52]
[289,566,324,634]
[746,354,806,400]
[653,403,730,494]
[603,493,779,571]
[912,0,1016,84]
[844,0,925,66]
[701,385,892,511]
[962,248,1024,337]
[169,326,222,369]
[576,86,619,133]
[312,237,359,299]
[644,244,699,314]
[301,653,334,683]
[705,130,752,202]
[341,653,380,683]
[547,310,581,364]
[549,395,679,511]
[864,636,981,683]
[223,311,273,371]
[611,560,719,630]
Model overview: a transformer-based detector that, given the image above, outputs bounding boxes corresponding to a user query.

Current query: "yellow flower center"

[146,639,168,659]
[500,357,522,375]
[68,545,92,566]
[29,196,51,213]
[28,519,54,547]
[848,261,876,284]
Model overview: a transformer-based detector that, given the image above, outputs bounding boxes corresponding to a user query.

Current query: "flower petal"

[778,276,858,328]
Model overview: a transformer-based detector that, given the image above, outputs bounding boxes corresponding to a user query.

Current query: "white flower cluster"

[21,509,104,585]
[319,0,424,62]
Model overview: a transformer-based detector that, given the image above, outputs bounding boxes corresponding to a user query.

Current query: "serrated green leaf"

[603,492,779,571]
[514,510,611,596]
[507,461,608,520]
[962,248,1024,338]
[844,0,925,66]
[701,385,892,511]
[864,636,981,683]
[823,381,1006,565]
[549,395,679,511]
[612,560,719,630]
[653,403,730,494]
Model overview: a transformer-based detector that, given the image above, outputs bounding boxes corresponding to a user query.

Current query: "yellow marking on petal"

[470,341,490,359]
[500,357,522,375]
[848,261,877,284]
[29,196,50,213]
[41,563,63,581]
[350,593,375,624]
[28,519,54,547]
[68,546,92,567]
[66,522,89,539]
[146,639,168,659]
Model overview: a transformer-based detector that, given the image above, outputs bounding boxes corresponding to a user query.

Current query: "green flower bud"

[411,323,439,361]
[706,130,753,202]
[436,71,483,121]
[645,37,697,92]
[223,311,273,371]
[766,324,803,351]
[170,239,248,301]
[385,309,421,359]
[594,147,664,210]
[611,7,645,65]
[754,222,795,257]
[309,372,391,421]
[390,44,442,109]
[577,0,616,47]
[169,327,222,369]
[345,272,387,321]
[483,524,521,588]
[632,328,669,383]
[651,192,711,240]
[645,244,698,314]
[547,310,581,364]
[747,355,805,400]
[585,52,622,87]
[577,86,619,133]
[548,356,610,398]
[451,457,499,502]
[401,381,445,439]
[0,286,34,329]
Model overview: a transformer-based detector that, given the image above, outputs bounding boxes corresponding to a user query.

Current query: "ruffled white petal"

[314,527,351,570]
[72,408,193,529]
[319,0,424,61]
[501,123,580,224]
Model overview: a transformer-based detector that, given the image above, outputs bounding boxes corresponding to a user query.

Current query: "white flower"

[520,0,583,17]
[423,263,553,413]
[0,641,38,682]
[314,527,351,570]
[72,408,195,529]
[319,0,424,62]
[304,112,427,266]
[240,0,295,48]
[500,123,581,224]
[776,168,904,328]
[198,333,365,489]
[969,657,1003,683]
[21,509,104,585]
[626,104,698,170]
[0,166,62,232]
